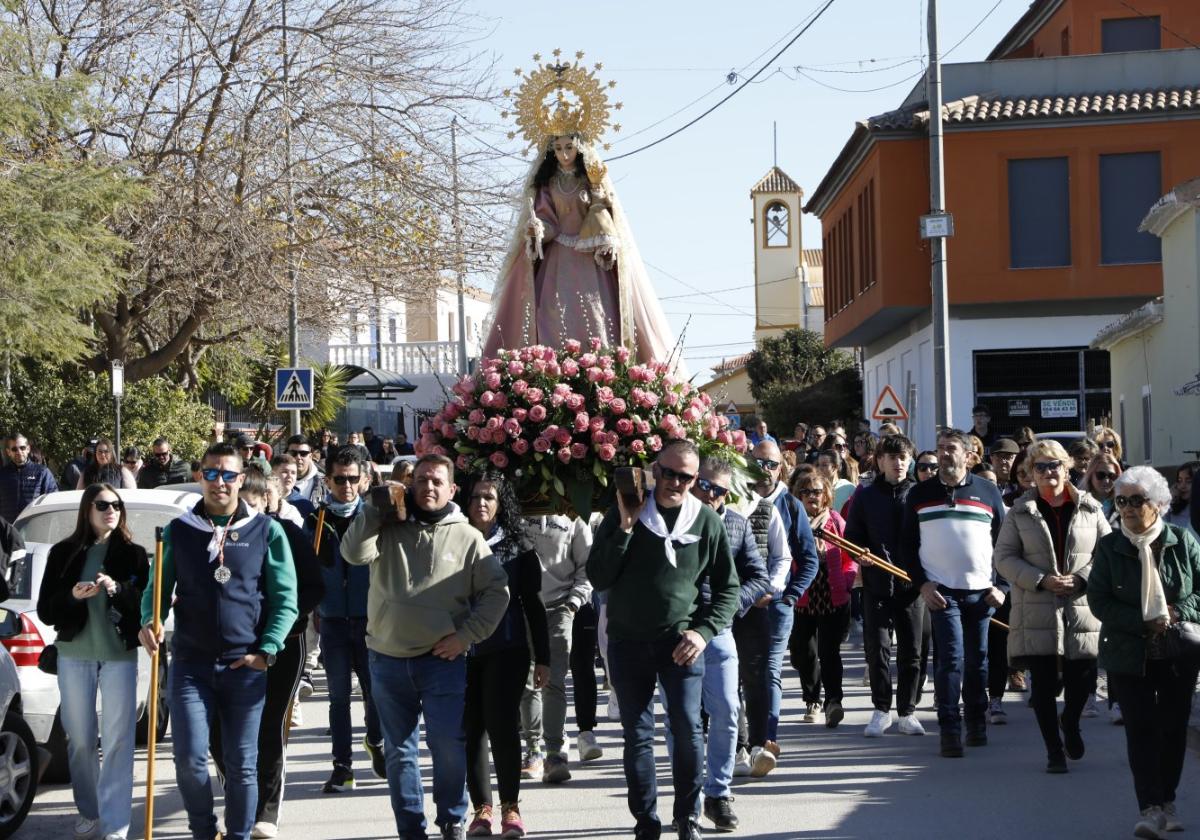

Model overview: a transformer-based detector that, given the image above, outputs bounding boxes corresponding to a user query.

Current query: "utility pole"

[281,0,301,436]
[451,119,468,375]
[926,0,953,432]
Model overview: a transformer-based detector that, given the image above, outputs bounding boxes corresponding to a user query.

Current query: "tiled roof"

[802,248,823,267]
[752,166,803,195]
[711,352,752,374]
[807,285,825,308]
[1091,297,1163,350]
[869,88,1200,131]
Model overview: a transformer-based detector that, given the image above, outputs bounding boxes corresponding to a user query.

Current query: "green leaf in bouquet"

[453,440,473,453]
[553,476,566,497]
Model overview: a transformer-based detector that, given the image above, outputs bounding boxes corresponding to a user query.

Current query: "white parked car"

[0,624,37,837]
[2,488,200,782]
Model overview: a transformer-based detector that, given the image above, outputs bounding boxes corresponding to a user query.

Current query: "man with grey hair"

[588,439,740,840]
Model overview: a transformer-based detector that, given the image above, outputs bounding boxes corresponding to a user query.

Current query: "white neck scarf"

[1121,517,1168,622]
[639,493,702,567]
[486,526,506,548]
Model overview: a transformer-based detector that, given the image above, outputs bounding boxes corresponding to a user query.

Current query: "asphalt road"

[19,630,1200,839]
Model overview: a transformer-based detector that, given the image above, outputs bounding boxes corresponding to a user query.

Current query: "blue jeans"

[608,636,705,834]
[765,599,795,742]
[661,629,740,801]
[369,650,468,837]
[320,617,382,767]
[58,657,137,839]
[169,659,268,840]
[929,587,993,732]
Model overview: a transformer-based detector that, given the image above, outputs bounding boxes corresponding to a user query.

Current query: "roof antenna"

[773,120,778,168]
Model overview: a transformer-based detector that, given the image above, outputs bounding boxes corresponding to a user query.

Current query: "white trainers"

[1163,801,1184,832]
[803,702,822,723]
[896,714,926,736]
[749,745,777,778]
[607,693,621,722]
[988,698,1007,725]
[251,822,279,839]
[732,746,753,777]
[863,709,893,738]
[1135,806,1166,838]
[1111,702,1124,725]
[74,818,99,839]
[861,669,871,686]
[1081,693,1099,718]
[577,730,602,762]
[290,701,303,728]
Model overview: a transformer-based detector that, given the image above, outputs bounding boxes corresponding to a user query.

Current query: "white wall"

[862,313,1119,451]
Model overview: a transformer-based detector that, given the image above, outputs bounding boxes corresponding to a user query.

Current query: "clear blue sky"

[461,0,1027,381]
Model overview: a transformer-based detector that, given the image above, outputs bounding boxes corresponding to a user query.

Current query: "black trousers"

[1110,660,1198,810]
[465,645,530,807]
[862,590,929,716]
[732,607,771,749]
[211,631,306,827]
[988,600,1012,701]
[1024,655,1096,757]
[570,600,599,733]
[789,605,852,707]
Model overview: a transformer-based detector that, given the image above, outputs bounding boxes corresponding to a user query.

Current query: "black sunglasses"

[1095,471,1117,481]
[1114,495,1148,509]
[1098,441,1117,450]
[331,474,362,485]
[917,462,938,471]
[695,477,729,497]
[1033,460,1063,474]
[153,451,172,459]
[755,458,781,471]
[659,465,696,484]
[288,448,312,457]
[93,499,123,512]
[123,459,139,466]
[201,468,240,483]
[798,488,824,498]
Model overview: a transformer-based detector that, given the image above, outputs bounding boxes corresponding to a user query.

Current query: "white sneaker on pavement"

[74,818,99,839]
[1111,702,1124,725]
[863,709,893,738]
[732,747,753,777]
[861,669,870,686]
[1163,801,1184,832]
[897,714,926,736]
[988,698,1007,725]
[577,730,603,761]
[749,745,777,778]
[1081,693,1099,718]
[607,693,621,722]
[1135,806,1166,839]
[803,702,822,723]
[251,822,279,838]
[290,701,303,728]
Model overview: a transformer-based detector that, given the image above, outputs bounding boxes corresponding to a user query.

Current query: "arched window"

[765,201,790,248]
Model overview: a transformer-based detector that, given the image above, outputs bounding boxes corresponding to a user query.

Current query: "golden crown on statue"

[502,49,622,151]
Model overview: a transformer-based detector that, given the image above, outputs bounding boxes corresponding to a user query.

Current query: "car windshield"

[10,506,180,600]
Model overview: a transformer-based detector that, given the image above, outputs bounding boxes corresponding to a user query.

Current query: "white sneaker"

[1081,693,1099,718]
[988,698,1007,725]
[298,674,315,699]
[749,745,777,778]
[803,702,822,723]
[290,701,303,728]
[74,818,99,839]
[251,822,279,839]
[1111,702,1124,725]
[863,709,893,738]
[607,693,621,722]
[1135,806,1166,838]
[732,746,752,777]
[102,834,127,840]
[577,730,602,761]
[896,714,925,736]
[861,669,871,686]
[1163,801,1184,832]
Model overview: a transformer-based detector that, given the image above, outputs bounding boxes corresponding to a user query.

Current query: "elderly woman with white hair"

[1089,465,1200,838]
[993,439,1110,774]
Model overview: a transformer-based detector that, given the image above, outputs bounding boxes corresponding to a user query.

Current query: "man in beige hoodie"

[341,454,509,840]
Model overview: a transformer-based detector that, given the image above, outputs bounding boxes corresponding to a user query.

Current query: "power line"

[606,0,839,163]
[792,66,926,94]
[942,0,1005,59]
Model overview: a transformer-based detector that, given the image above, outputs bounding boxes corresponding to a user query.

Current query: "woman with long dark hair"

[462,471,550,838]
[36,483,148,840]
[77,438,136,489]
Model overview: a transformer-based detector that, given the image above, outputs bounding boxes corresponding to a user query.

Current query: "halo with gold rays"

[502,49,623,151]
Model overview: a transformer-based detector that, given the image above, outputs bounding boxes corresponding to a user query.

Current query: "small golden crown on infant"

[502,49,622,152]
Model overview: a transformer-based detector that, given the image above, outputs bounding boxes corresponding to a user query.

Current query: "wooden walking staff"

[145,526,166,840]
[820,529,1010,631]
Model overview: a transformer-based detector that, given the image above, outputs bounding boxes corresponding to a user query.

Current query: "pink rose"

[468,409,486,424]
[589,415,606,432]
[550,391,565,408]
[615,418,634,436]
[440,423,456,438]
[420,420,433,434]
[630,439,646,455]
[565,393,585,412]
[503,418,522,437]
[639,391,659,409]
[599,355,614,369]
[512,408,528,422]
[609,397,627,415]
[507,360,525,376]
[466,426,481,441]
[591,430,608,445]
[533,436,552,453]
[453,376,475,395]
[443,401,462,420]
[606,432,619,445]
[480,391,496,407]
[545,362,561,378]
[531,359,547,374]
[573,412,590,433]
[634,419,651,435]
[595,386,614,404]
[525,387,544,404]
[615,346,631,363]
[528,404,547,423]
[647,435,663,452]
[492,393,508,409]
[432,445,448,457]
[579,353,598,368]
[668,426,687,440]
[598,443,616,461]
[485,416,503,430]
[682,406,702,423]
[557,447,572,464]
[665,391,679,407]
[565,338,582,353]
[587,367,603,383]
[554,429,573,446]
[602,369,616,384]
[512,438,530,455]
[660,414,681,431]
[717,430,733,446]
[570,442,588,460]
[732,429,748,451]
[456,455,470,470]
[489,451,509,469]
[485,372,502,390]
[511,379,529,396]
[561,358,580,376]
[589,337,602,350]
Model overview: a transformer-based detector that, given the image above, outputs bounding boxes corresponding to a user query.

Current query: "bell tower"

[751,166,811,342]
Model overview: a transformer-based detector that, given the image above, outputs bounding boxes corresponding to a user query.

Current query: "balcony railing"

[327,340,461,375]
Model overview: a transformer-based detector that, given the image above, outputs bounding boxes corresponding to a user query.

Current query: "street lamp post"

[111,360,125,453]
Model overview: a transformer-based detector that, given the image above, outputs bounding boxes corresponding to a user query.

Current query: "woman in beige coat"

[993,439,1111,774]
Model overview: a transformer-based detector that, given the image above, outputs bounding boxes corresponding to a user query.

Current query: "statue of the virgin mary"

[482,52,679,369]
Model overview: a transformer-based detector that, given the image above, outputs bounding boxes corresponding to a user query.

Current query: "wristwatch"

[254,651,277,667]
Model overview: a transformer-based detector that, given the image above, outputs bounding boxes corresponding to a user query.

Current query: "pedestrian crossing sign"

[275,367,314,410]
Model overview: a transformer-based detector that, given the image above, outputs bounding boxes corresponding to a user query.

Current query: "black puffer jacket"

[843,474,915,598]
[37,536,149,651]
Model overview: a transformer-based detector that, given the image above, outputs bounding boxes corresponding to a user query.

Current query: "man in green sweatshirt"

[587,439,739,840]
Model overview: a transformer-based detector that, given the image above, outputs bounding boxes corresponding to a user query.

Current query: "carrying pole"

[144,526,165,839]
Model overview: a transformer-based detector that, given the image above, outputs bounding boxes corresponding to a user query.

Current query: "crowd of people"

[3,407,1200,840]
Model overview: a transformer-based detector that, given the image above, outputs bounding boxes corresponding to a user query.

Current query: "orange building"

[805,0,1200,448]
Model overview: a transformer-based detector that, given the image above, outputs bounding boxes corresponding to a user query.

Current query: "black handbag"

[1162,620,1200,669]
[37,643,58,675]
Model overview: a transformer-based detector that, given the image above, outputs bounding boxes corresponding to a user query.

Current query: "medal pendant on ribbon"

[214,565,232,584]
[230,532,239,542]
